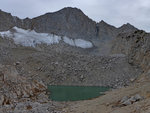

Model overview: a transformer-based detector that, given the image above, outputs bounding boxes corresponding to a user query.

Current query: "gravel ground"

[0,37,142,88]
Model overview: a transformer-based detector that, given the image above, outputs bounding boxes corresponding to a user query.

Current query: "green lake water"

[48,85,110,101]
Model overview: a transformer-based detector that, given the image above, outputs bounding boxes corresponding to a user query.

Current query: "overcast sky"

[0,0,150,32]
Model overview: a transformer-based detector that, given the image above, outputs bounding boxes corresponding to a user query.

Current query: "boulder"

[120,94,144,106]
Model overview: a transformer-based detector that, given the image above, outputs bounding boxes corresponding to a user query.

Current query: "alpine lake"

[48,85,110,101]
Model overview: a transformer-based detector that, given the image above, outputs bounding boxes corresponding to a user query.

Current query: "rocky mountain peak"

[98,20,117,29]
[31,7,96,41]
[120,23,134,28]
[58,7,83,14]
[118,23,138,33]
[43,7,84,18]
[99,20,108,25]
[96,20,117,41]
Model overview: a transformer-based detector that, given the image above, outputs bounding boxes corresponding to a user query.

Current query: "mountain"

[0,7,150,113]
[31,7,97,40]
[0,7,143,87]
[0,7,97,40]
[0,7,138,55]
[0,7,146,88]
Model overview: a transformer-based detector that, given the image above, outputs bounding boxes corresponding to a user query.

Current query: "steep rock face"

[97,20,118,41]
[93,21,118,54]
[128,31,150,72]
[16,17,32,30]
[31,7,97,41]
[111,30,150,72]
[0,10,15,31]
[0,10,32,31]
[94,21,137,54]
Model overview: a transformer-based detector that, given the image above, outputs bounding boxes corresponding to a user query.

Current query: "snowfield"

[63,36,93,48]
[0,27,93,48]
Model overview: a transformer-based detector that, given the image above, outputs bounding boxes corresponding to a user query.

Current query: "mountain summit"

[119,23,138,33]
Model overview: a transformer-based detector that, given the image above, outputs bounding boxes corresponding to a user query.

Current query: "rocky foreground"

[64,74,150,113]
[0,64,52,113]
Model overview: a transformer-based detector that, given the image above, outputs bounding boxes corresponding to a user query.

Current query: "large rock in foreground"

[0,64,53,113]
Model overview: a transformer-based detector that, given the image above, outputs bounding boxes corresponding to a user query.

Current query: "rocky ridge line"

[0,8,138,54]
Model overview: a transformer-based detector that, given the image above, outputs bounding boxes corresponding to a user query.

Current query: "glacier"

[0,27,93,49]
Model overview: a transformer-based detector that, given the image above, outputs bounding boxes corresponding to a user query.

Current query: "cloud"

[0,0,150,31]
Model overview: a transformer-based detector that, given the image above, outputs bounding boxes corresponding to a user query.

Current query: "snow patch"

[0,27,61,47]
[63,36,75,46]
[74,39,93,48]
[63,37,93,48]
[0,27,93,48]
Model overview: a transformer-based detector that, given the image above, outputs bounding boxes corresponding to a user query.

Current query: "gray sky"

[0,0,150,32]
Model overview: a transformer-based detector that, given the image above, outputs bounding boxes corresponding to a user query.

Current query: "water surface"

[48,85,109,101]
